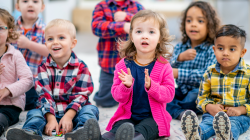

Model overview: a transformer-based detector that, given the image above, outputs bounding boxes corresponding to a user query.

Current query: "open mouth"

[190,30,198,33]
[28,10,34,12]
[52,48,61,51]
[141,42,149,45]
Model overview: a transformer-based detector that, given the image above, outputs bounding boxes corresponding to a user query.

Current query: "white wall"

[0,0,13,13]
[43,0,77,24]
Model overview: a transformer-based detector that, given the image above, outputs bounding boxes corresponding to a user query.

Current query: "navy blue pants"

[25,87,38,110]
[94,70,118,107]
[166,87,202,119]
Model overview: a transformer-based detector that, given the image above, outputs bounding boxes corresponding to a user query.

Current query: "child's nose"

[223,50,229,56]
[142,33,148,39]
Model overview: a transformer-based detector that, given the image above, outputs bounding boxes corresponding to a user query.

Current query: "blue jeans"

[22,105,99,136]
[199,113,250,140]
[166,87,202,119]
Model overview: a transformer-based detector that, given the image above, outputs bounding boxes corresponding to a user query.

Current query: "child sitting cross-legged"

[181,25,250,140]
[6,19,99,140]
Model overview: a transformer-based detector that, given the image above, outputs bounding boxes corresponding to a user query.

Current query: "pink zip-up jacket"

[0,44,33,111]
[106,57,175,137]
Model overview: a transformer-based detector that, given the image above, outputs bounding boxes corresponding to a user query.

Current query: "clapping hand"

[145,69,151,89]
[0,63,4,75]
[118,68,133,88]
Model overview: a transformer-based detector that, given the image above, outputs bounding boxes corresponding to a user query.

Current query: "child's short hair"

[45,19,76,39]
[17,0,44,4]
[180,1,220,45]
[0,8,19,43]
[215,24,247,47]
[119,10,174,61]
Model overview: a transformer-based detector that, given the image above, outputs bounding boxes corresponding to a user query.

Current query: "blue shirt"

[171,40,217,94]
[125,58,155,121]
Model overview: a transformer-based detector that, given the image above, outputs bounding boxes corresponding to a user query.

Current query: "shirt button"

[59,71,61,73]
[57,83,59,86]
[72,79,74,81]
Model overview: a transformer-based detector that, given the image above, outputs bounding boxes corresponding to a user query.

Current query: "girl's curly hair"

[0,8,19,43]
[119,10,174,63]
[180,1,220,45]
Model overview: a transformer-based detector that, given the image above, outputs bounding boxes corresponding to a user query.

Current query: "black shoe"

[65,127,85,140]
[133,132,145,140]
[102,132,115,140]
[115,123,134,140]
[6,128,42,140]
[181,110,201,140]
[81,118,101,140]
[213,112,232,140]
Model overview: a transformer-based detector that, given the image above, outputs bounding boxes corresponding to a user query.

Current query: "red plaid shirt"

[92,0,144,74]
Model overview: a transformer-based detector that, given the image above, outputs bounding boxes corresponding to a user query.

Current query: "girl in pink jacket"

[82,10,175,140]
[0,8,33,136]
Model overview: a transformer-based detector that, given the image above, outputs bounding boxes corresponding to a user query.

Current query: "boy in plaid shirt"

[92,0,144,107]
[13,0,49,110]
[181,25,250,140]
[6,19,99,140]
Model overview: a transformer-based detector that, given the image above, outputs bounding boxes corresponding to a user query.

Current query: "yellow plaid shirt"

[197,58,250,116]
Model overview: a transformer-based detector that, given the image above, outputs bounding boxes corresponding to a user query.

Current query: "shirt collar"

[107,0,132,6]
[46,51,79,68]
[16,16,44,31]
[214,58,247,73]
[185,39,209,50]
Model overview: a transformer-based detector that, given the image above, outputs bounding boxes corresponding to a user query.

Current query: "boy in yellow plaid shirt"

[180,25,250,140]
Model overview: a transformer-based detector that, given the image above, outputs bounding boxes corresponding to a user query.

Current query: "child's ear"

[40,4,45,12]
[70,39,77,49]
[15,3,21,12]
[240,48,247,58]
[212,45,215,52]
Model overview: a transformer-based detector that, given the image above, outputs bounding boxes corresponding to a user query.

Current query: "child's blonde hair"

[0,8,19,43]
[17,0,44,4]
[180,1,220,45]
[119,10,173,62]
[45,19,76,39]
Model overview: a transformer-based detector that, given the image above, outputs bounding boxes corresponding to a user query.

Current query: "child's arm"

[145,63,175,103]
[64,64,93,113]
[176,46,216,85]
[17,35,49,57]
[111,67,134,103]
[4,50,33,98]
[45,113,59,136]
[58,109,76,134]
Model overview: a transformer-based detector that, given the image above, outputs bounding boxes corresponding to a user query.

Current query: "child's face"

[131,18,160,56]
[16,0,45,21]
[0,18,8,47]
[213,36,247,71]
[45,26,77,62]
[185,6,208,44]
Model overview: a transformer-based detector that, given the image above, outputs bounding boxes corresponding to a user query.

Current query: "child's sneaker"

[181,110,201,140]
[115,123,135,140]
[213,112,232,140]
[6,128,42,140]
[77,118,101,140]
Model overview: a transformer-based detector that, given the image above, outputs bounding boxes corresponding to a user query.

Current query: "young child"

[13,0,49,110]
[82,10,175,140]
[167,1,220,120]
[0,8,33,136]
[92,0,144,107]
[6,19,99,140]
[181,25,250,140]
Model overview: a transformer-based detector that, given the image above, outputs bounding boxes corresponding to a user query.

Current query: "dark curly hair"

[0,8,19,43]
[119,10,174,63]
[180,1,220,45]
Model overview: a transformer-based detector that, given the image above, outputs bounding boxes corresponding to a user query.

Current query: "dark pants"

[25,87,38,110]
[166,87,202,119]
[94,70,118,107]
[0,105,22,126]
[110,117,159,140]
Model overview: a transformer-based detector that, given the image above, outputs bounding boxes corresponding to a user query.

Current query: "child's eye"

[0,27,3,30]
[136,31,141,33]
[230,48,235,51]
[149,31,154,34]
[33,0,38,3]
[186,19,191,23]
[47,38,53,41]
[59,36,65,40]
[199,20,204,23]
[23,0,28,3]
[218,47,223,50]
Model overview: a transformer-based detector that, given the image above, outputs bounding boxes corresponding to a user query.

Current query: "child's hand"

[114,11,127,22]
[123,22,130,34]
[118,68,133,88]
[145,69,151,89]
[17,35,31,49]
[225,106,246,116]
[178,49,196,61]
[0,63,5,75]
[45,115,59,136]
[206,104,224,116]
[0,88,11,102]
[58,115,73,135]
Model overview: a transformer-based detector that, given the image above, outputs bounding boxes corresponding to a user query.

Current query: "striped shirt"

[35,52,94,117]
[197,58,250,116]
[92,0,144,74]
[13,16,46,78]
[171,40,217,94]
